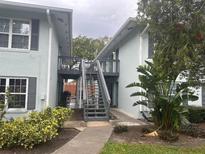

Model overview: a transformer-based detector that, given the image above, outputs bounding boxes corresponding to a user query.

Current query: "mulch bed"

[0,128,80,154]
[110,124,205,147]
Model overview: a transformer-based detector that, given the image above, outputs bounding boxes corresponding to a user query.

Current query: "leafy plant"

[0,88,14,120]
[113,125,128,134]
[127,61,198,132]
[0,107,72,149]
[187,106,205,123]
[73,36,110,60]
[137,0,205,80]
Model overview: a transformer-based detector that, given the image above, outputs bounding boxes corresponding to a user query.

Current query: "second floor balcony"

[58,56,120,77]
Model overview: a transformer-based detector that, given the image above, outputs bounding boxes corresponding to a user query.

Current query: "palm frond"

[133,100,148,106]
[137,65,152,77]
[126,82,144,89]
[130,92,148,98]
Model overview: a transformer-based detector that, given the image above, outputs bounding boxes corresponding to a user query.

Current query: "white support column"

[139,24,149,111]
[46,9,53,108]
[79,77,82,108]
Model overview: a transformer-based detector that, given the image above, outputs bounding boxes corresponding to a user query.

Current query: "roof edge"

[94,17,137,60]
[1,0,73,12]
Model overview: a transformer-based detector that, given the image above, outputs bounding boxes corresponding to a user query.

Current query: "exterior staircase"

[81,60,110,121]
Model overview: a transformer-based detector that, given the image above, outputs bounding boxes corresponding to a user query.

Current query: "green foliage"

[0,107,72,149]
[180,124,205,138]
[101,142,205,154]
[187,106,205,123]
[0,89,13,120]
[113,125,128,134]
[73,35,110,60]
[137,0,205,81]
[127,61,198,132]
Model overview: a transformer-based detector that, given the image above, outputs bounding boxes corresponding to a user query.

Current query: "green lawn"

[101,142,205,154]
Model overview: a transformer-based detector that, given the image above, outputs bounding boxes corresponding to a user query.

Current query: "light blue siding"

[118,32,149,119]
[0,9,59,115]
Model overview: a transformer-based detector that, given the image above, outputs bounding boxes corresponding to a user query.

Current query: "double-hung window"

[12,20,30,49]
[0,78,28,110]
[0,18,39,50]
[0,18,10,48]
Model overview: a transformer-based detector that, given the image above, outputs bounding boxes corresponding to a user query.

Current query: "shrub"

[113,125,128,134]
[188,106,205,123]
[51,107,72,127]
[0,107,72,149]
[180,124,199,137]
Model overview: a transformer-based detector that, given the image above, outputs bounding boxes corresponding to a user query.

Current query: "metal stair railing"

[82,59,111,120]
[81,59,87,110]
[96,60,111,117]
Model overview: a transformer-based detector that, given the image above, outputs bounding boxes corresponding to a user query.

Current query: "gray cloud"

[5,0,138,38]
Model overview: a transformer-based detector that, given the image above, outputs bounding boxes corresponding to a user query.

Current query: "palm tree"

[127,61,198,131]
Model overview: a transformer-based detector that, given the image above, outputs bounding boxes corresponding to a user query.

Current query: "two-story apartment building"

[96,17,204,119]
[0,1,72,118]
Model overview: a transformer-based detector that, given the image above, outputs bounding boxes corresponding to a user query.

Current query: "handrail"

[96,60,111,104]
[81,59,87,102]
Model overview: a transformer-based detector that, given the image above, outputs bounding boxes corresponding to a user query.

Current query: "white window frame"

[0,77,28,112]
[0,17,32,51]
[0,18,10,48]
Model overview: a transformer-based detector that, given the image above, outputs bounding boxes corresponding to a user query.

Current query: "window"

[0,19,10,48]
[12,20,30,49]
[0,18,31,49]
[0,78,6,104]
[0,78,28,109]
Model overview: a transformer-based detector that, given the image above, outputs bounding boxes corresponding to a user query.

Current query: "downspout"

[139,24,149,112]
[46,9,52,108]
[139,23,149,65]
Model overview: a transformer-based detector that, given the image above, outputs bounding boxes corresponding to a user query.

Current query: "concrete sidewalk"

[52,123,112,154]
[110,108,149,126]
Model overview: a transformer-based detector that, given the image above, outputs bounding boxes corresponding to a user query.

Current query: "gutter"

[139,24,149,65]
[69,12,73,57]
[139,23,149,112]
[46,9,52,108]
[140,23,149,36]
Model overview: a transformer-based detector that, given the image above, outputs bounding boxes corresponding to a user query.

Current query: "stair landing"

[86,121,110,127]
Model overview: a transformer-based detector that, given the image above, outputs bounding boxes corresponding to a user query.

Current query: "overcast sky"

[6,0,138,38]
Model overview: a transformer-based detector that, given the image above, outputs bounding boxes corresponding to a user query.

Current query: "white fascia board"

[0,0,73,13]
[94,17,137,60]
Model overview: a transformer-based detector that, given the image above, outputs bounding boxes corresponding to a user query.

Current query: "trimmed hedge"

[188,106,205,123]
[0,107,72,149]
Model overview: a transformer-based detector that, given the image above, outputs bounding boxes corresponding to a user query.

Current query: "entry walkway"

[110,108,149,126]
[52,122,112,154]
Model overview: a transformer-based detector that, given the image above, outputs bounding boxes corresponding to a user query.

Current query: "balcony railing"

[58,56,82,71]
[58,56,120,74]
[98,59,120,74]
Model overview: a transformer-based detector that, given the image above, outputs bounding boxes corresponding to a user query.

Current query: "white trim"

[95,17,137,60]
[0,17,31,50]
[138,24,149,112]
[0,0,73,13]
[46,9,52,108]
[139,36,143,111]
[0,77,28,112]
[140,24,149,36]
